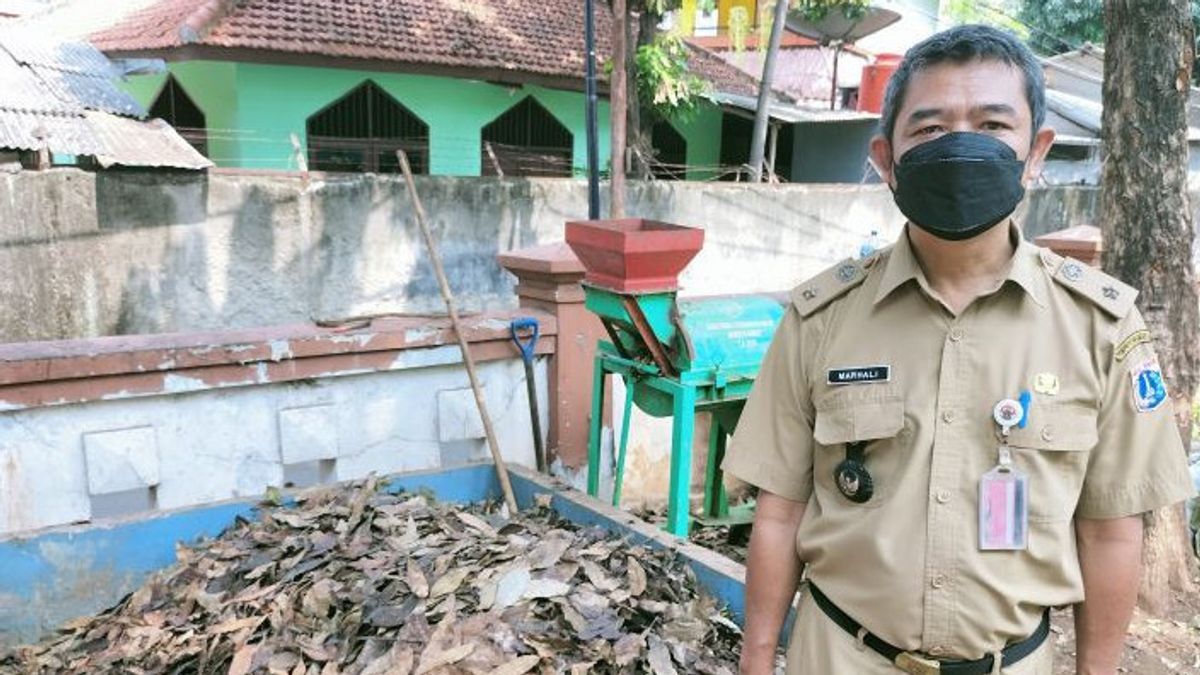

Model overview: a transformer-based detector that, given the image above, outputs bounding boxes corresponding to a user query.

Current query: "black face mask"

[891,132,1027,241]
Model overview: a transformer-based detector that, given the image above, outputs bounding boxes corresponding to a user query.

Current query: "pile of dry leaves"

[0,477,742,675]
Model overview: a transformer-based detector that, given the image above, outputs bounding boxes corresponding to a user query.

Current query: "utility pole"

[584,0,601,219]
[747,0,788,182]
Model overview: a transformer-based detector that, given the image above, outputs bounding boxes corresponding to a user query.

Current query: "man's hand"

[739,490,806,675]
[1074,514,1143,675]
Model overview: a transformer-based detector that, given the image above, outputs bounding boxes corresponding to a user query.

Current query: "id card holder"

[979,453,1028,551]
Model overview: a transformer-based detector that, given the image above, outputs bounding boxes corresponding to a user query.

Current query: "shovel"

[510,317,546,473]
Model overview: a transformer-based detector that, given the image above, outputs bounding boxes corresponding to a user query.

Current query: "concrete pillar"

[1035,224,1103,267]
[498,243,605,470]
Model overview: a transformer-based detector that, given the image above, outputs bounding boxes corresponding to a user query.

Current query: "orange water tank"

[858,53,903,113]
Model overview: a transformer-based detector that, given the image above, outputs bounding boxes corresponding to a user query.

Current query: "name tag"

[827,365,891,385]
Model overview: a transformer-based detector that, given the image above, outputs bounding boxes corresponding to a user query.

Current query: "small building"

[23,0,803,180]
[1042,44,1200,185]
[0,26,210,171]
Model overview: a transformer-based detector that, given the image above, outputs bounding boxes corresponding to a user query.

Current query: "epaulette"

[790,253,878,318]
[1040,249,1137,320]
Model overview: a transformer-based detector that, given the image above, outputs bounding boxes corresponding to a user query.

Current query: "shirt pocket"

[1005,404,1098,523]
[812,389,906,508]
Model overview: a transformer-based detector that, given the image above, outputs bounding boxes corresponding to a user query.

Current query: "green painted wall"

[674,104,723,181]
[121,60,725,178]
[124,61,240,166]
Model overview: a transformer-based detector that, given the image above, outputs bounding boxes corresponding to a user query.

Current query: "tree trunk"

[626,8,658,180]
[610,0,627,218]
[1100,0,1199,615]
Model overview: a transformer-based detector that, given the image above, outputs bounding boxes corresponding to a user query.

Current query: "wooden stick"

[396,150,519,514]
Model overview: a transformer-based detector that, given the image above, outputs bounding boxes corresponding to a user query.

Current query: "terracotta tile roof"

[83,0,783,99]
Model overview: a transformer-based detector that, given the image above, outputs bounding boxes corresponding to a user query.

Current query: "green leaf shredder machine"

[565,218,786,536]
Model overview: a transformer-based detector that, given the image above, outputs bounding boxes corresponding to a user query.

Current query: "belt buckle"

[895,652,941,675]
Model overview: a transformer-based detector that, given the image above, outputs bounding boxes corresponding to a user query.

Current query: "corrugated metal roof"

[0,50,75,114]
[0,29,114,74]
[29,64,145,117]
[0,109,105,154]
[707,91,880,124]
[0,26,208,168]
[84,111,212,169]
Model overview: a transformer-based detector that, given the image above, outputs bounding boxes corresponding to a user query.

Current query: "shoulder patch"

[790,256,872,318]
[1040,249,1137,320]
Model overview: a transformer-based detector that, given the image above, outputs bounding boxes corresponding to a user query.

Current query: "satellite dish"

[785,4,902,109]
[785,5,902,45]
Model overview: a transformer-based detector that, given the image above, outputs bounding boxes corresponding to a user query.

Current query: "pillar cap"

[498,242,586,277]
[1034,224,1103,266]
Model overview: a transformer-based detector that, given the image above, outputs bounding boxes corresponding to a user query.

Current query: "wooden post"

[397,151,519,514]
[484,141,505,177]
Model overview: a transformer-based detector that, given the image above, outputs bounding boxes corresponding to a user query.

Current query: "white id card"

[979,466,1028,551]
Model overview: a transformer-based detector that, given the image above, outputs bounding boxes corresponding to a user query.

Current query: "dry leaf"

[484,654,540,675]
[429,568,470,598]
[455,512,498,537]
[228,643,258,675]
[647,636,678,675]
[522,579,570,600]
[495,566,531,609]
[406,559,429,598]
[627,556,647,597]
[415,643,475,674]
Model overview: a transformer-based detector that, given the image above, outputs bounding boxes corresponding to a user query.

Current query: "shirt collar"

[873,222,1047,308]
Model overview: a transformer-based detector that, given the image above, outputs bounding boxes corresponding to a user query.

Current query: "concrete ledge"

[0,310,556,411]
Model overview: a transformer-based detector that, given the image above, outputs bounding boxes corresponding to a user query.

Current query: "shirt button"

[1041,426,1055,442]
[935,490,951,504]
[941,410,956,424]
[929,646,945,656]
[931,575,946,589]
[948,328,964,342]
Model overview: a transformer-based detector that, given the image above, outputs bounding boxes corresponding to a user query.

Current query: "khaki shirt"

[724,225,1194,661]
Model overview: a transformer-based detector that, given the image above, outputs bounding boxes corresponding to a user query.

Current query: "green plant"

[635,32,710,120]
[793,0,871,23]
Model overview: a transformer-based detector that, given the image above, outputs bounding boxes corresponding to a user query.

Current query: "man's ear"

[1021,126,1057,186]
[869,134,895,187]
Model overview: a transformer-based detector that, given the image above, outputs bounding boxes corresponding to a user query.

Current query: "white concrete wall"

[0,349,548,536]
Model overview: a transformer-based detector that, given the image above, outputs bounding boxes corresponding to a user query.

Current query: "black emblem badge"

[835,442,873,503]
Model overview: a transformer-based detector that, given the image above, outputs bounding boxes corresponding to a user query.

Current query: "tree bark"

[1100,0,1199,615]
[626,7,658,180]
[610,0,628,218]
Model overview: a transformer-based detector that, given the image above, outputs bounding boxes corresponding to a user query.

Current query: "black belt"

[807,583,1051,675]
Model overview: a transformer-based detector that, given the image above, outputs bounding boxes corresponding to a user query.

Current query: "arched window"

[149,75,207,157]
[651,121,688,180]
[481,97,573,177]
[306,80,429,173]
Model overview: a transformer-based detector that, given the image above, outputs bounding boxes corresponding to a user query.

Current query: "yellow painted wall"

[718,0,758,29]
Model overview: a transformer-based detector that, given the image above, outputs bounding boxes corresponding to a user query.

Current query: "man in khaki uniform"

[724,25,1194,675]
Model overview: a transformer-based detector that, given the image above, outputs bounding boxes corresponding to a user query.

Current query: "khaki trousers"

[784,588,1055,675]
